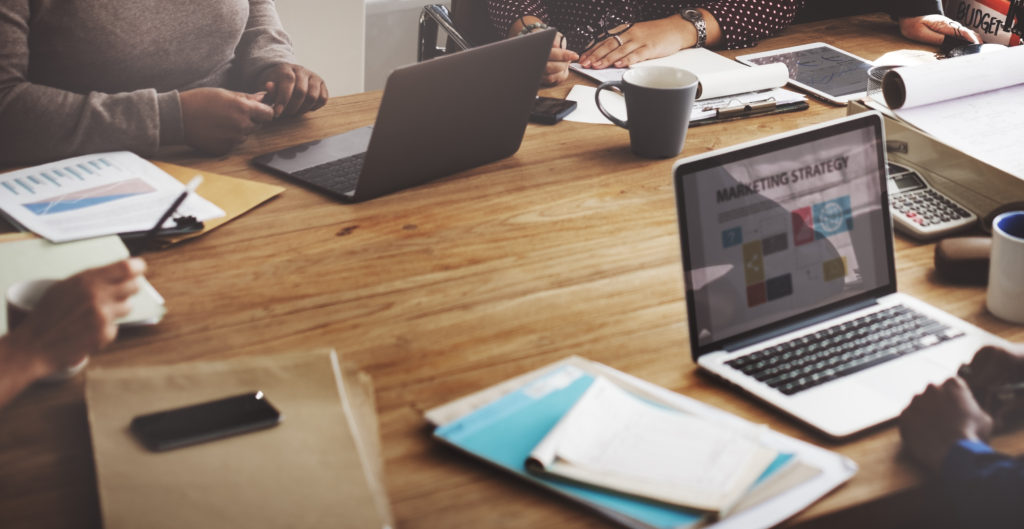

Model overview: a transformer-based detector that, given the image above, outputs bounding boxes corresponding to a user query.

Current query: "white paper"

[895,84,1024,177]
[0,151,225,242]
[570,48,788,100]
[889,45,1024,108]
[888,46,1024,177]
[565,85,805,125]
[0,235,166,330]
[425,355,858,529]
[539,377,772,506]
[569,63,628,85]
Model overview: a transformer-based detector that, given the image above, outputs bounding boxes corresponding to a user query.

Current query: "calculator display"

[890,172,926,192]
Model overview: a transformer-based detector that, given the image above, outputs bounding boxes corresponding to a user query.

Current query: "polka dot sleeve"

[488,0,550,40]
[488,0,801,51]
[690,0,803,49]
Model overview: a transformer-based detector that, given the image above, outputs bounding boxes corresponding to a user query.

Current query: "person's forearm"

[696,0,801,49]
[890,0,942,18]
[0,1,178,164]
[490,0,549,41]
[0,86,181,165]
[669,8,723,49]
[507,15,546,38]
[235,0,297,90]
[942,440,1024,529]
[0,336,44,409]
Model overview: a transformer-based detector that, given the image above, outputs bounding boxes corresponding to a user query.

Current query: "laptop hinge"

[721,298,879,353]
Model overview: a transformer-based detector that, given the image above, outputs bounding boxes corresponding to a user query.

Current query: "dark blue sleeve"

[940,439,1024,529]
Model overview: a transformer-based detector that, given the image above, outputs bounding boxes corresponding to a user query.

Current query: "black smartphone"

[130,391,282,451]
[530,96,577,125]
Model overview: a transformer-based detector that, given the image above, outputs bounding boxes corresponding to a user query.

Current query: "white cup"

[987,211,1024,325]
[5,279,90,381]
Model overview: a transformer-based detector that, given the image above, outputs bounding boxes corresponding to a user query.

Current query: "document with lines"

[526,376,778,515]
[0,151,224,242]
[882,45,1024,177]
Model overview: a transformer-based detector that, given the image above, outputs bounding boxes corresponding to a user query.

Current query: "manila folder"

[85,349,392,529]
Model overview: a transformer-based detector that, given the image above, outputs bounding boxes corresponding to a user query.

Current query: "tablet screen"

[744,46,871,98]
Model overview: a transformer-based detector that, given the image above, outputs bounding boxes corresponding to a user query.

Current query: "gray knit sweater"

[0,0,296,164]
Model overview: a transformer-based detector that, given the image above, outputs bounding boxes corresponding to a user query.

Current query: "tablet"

[735,42,873,105]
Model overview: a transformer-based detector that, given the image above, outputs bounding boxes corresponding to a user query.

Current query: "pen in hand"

[144,176,203,242]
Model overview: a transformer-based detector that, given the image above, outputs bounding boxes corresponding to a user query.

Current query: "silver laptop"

[252,29,555,202]
[673,112,1008,439]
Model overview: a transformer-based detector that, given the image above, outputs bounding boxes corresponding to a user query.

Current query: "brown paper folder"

[151,161,284,244]
[85,349,393,529]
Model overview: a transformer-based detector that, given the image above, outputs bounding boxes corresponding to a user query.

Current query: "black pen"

[144,176,203,241]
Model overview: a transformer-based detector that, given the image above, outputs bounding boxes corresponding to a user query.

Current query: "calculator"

[886,162,976,240]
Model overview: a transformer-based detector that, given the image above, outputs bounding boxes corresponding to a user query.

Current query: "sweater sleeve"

[488,0,550,40]
[940,439,1024,529]
[0,0,182,165]
[882,0,943,18]
[232,0,297,91]
[691,0,802,49]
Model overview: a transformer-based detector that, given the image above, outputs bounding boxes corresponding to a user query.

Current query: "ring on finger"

[613,35,623,47]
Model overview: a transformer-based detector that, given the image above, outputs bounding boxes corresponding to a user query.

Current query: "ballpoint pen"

[143,175,203,242]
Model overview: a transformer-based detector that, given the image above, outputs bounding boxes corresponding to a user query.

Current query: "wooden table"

[2,14,1022,529]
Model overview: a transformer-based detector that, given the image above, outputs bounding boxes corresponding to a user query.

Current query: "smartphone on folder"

[130,391,282,451]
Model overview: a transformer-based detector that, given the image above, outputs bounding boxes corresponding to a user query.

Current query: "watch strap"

[681,9,707,48]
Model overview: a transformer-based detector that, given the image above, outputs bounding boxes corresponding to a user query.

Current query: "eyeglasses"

[563,10,634,52]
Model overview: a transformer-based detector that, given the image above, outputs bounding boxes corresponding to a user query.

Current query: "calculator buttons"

[887,166,976,240]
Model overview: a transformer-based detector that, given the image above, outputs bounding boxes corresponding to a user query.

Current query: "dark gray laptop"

[252,29,554,202]
[673,113,1007,438]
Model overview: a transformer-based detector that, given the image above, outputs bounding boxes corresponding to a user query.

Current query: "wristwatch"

[680,9,707,48]
[518,22,550,36]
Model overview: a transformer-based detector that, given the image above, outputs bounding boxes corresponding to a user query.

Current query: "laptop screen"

[674,113,895,356]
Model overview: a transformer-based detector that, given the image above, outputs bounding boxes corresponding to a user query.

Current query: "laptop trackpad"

[254,126,372,173]
[856,355,951,402]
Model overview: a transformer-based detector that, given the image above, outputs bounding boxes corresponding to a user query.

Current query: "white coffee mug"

[987,211,1024,325]
[5,279,90,381]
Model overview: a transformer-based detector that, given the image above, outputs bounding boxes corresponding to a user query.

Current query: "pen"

[144,176,203,242]
[715,99,776,119]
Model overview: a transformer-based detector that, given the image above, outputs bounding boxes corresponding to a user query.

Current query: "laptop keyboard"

[725,305,965,396]
[292,152,366,196]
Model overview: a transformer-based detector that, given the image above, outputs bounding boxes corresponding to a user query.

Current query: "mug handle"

[595,80,628,129]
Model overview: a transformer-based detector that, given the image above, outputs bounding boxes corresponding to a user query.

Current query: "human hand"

[257,63,329,118]
[960,345,1024,427]
[6,258,146,380]
[899,376,993,473]
[542,31,579,86]
[898,15,981,46]
[180,87,275,155]
[578,17,691,70]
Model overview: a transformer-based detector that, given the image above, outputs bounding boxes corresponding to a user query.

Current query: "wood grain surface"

[1,14,1021,529]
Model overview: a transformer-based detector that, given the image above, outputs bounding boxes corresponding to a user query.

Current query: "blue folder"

[434,366,792,529]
